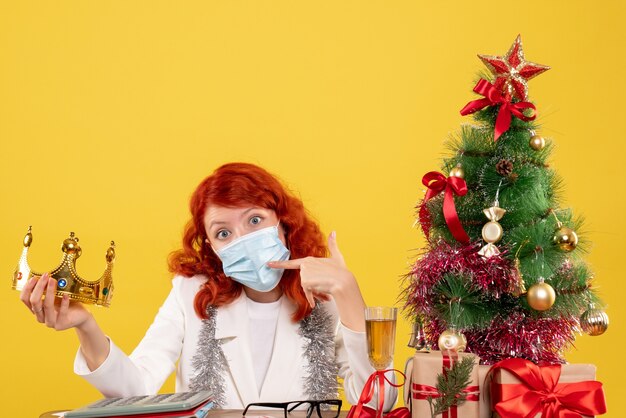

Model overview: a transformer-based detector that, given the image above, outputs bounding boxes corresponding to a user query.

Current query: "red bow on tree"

[419,171,470,244]
[460,78,537,141]
[489,358,607,418]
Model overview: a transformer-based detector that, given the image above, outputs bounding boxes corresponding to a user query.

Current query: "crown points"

[13,227,115,307]
[23,228,33,247]
[62,235,82,257]
[106,245,116,262]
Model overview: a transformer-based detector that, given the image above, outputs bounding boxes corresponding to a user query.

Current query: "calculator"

[64,390,214,417]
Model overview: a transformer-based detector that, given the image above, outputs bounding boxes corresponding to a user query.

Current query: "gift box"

[486,358,607,418]
[403,357,414,408]
[408,351,480,418]
[478,365,491,418]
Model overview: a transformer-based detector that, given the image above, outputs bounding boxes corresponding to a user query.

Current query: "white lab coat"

[75,275,397,410]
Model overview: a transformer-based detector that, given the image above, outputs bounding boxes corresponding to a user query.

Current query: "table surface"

[40,410,350,417]
[209,411,349,417]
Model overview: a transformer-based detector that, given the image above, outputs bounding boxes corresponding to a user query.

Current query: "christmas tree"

[403,35,609,365]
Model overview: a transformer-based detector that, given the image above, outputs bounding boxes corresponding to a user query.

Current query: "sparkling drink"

[364,306,397,370]
[366,318,396,370]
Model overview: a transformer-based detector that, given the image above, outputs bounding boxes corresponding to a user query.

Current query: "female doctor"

[20,162,397,410]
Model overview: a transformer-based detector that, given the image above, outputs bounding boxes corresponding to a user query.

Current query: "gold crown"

[12,227,115,307]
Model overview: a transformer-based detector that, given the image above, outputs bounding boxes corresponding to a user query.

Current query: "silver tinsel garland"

[300,304,340,401]
[189,306,227,408]
[189,303,339,407]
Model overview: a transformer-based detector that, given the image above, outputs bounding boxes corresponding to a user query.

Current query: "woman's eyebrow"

[208,207,267,230]
[241,207,263,215]
[208,220,228,230]
[208,209,255,227]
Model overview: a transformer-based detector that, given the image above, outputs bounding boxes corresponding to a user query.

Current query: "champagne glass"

[365,306,397,370]
[365,306,397,414]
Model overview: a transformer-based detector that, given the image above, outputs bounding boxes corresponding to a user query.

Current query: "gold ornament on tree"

[438,328,467,352]
[512,259,527,297]
[554,226,578,251]
[529,130,546,151]
[580,304,609,336]
[479,180,506,258]
[511,240,530,297]
[526,277,556,311]
[449,163,464,179]
[407,319,429,350]
[551,210,578,252]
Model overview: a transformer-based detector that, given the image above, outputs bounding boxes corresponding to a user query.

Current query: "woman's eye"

[216,230,231,240]
[249,216,262,225]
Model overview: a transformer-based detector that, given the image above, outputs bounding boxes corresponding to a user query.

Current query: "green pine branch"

[433,274,497,328]
[428,356,476,418]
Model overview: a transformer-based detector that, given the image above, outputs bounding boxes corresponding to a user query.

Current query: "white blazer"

[75,275,398,410]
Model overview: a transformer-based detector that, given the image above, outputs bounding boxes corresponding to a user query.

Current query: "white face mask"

[214,223,290,292]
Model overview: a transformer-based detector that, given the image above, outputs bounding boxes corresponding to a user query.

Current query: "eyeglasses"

[242,399,342,418]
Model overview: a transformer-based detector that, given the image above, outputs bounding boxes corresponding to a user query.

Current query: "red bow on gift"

[489,358,607,418]
[418,171,470,244]
[460,78,537,141]
[347,369,409,418]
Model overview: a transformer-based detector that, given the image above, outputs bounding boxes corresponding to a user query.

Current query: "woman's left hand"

[267,231,351,306]
[267,231,366,331]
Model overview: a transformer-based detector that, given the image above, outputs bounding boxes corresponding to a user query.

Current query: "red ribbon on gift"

[347,369,409,418]
[411,352,479,418]
[460,78,537,141]
[412,384,480,418]
[346,405,410,418]
[419,171,470,244]
[489,358,607,418]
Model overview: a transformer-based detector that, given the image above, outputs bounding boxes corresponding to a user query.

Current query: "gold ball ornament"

[526,281,556,311]
[529,135,546,151]
[580,307,609,336]
[438,329,467,352]
[553,226,578,252]
[449,165,465,179]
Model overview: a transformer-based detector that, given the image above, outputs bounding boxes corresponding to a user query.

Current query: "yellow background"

[1,1,624,416]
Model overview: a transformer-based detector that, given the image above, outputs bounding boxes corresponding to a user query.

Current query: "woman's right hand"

[20,272,93,331]
[20,272,111,370]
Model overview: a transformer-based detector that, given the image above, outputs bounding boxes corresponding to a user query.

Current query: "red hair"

[168,163,327,322]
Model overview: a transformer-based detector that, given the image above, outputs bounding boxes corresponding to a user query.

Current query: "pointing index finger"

[267,259,303,269]
[328,231,345,265]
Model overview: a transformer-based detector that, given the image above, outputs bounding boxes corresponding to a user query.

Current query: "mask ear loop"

[277,220,290,250]
[204,237,218,255]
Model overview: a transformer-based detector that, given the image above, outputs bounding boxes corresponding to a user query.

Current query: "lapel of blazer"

[259,297,304,401]
[214,293,259,406]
